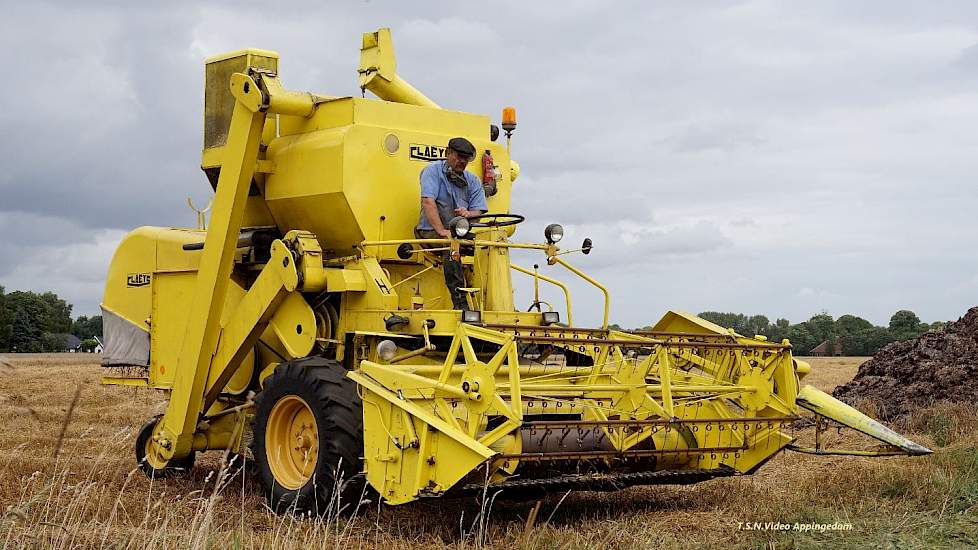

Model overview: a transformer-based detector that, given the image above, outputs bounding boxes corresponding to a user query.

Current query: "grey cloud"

[2,1,978,328]
[953,42,978,70]
[565,220,732,265]
[671,121,766,153]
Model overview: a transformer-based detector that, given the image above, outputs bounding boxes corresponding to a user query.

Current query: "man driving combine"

[415,137,487,310]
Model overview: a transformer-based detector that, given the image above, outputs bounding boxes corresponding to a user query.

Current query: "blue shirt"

[416,160,488,230]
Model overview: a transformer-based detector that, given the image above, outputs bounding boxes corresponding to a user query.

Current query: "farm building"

[809,339,843,356]
[49,334,82,352]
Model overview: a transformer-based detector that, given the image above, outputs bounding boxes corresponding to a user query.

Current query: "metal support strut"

[153,71,318,462]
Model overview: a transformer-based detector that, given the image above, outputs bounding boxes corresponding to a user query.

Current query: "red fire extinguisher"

[482,150,498,196]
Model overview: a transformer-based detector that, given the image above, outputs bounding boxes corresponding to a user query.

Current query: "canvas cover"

[100,306,150,367]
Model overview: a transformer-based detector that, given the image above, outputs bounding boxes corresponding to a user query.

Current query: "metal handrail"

[552,257,610,330]
[510,263,573,326]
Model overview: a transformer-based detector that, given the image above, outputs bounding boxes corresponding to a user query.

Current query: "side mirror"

[582,238,593,255]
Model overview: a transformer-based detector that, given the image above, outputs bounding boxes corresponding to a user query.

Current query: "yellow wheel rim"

[266,395,319,490]
[144,433,170,471]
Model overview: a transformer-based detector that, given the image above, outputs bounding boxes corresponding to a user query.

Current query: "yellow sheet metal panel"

[208,275,259,396]
[101,376,149,387]
[265,98,513,257]
[385,262,451,310]
[204,48,279,65]
[324,268,367,292]
[102,226,203,334]
[267,292,316,358]
[353,98,485,135]
[150,271,195,387]
[277,98,354,135]
[351,370,495,504]
[149,271,256,393]
[101,227,158,333]
[154,228,205,272]
[651,310,734,335]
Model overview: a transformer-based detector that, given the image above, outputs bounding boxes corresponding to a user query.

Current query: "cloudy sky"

[2,1,977,328]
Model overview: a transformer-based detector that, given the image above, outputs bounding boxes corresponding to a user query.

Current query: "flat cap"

[447,137,476,158]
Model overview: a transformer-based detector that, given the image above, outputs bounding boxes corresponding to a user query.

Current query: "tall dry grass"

[0,355,975,549]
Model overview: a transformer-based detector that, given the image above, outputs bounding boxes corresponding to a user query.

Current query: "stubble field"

[0,354,975,549]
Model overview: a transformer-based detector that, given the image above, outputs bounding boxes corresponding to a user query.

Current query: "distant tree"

[697,312,753,334]
[889,310,924,341]
[745,314,770,337]
[40,332,68,352]
[840,326,891,356]
[834,314,873,336]
[870,326,897,352]
[785,323,818,356]
[37,292,72,334]
[690,309,944,356]
[764,318,790,343]
[3,290,75,352]
[0,285,9,352]
[839,331,864,356]
[804,313,835,344]
[863,326,894,355]
[8,301,43,352]
[71,315,102,340]
[928,321,947,331]
[80,338,98,352]
[698,312,737,329]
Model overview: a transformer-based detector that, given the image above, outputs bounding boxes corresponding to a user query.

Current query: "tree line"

[0,286,102,353]
[612,310,943,356]
[0,283,945,358]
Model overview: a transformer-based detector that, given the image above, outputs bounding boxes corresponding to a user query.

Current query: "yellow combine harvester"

[101,28,930,512]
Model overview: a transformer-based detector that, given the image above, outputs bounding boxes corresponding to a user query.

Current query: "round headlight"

[449,216,470,238]
[377,339,398,361]
[544,223,564,244]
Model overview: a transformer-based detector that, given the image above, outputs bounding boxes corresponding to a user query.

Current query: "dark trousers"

[415,228,467,310]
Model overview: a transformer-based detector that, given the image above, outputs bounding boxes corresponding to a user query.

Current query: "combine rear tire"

[135,416,196,478]
[252,357,365,515]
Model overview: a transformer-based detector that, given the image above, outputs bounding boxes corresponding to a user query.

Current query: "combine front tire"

[252,358,365,515]
[135,416,196,478]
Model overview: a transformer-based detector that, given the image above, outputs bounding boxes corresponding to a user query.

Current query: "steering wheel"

[468,213,525,228]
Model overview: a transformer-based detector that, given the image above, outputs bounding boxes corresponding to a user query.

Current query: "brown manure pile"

[833,307,978,420]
